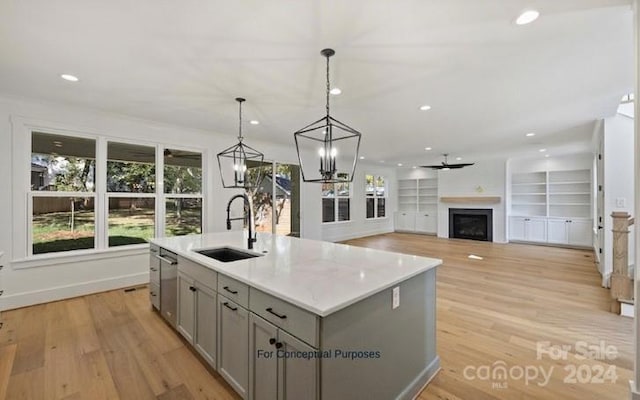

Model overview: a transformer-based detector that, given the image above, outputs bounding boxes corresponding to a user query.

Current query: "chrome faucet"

[226,193,257,250]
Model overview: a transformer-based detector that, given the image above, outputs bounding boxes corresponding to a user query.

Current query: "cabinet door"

[568,220,592,247]
[509,217,526,241]
[249,313,278,400]
[527,218,547,242]
[278,330,318,400]
[194,283,217,368]
[547,219,568,244]
[415,214,436,233]
[218,295,249,399]
[177,272,195,343]
[395,211,416,231]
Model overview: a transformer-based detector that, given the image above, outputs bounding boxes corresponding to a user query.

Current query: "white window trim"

[11,115,207,266]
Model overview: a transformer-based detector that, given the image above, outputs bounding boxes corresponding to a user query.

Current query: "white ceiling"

[0,0,634,166]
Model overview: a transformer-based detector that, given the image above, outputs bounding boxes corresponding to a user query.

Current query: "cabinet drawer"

[150,261,160,284]
[149,245,160,271]
[149,282,160,310]
[249,288,319,347]
[218,274,249,308]
[178,256,217,291]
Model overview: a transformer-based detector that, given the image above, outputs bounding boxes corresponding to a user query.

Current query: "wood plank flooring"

[0,233,633,399]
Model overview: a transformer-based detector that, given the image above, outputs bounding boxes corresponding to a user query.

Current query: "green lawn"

[32,208,201,254]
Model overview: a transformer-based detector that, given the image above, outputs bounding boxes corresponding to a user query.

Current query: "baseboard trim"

[1,272,149,311]
[396,355,441,400]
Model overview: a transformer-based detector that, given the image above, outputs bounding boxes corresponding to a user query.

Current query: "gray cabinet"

[248,313,318,400]
[177,271,218,368]
[218,295,249,399]
[149,245,160,311]
[177,272,195,342]
[194,284,217,367]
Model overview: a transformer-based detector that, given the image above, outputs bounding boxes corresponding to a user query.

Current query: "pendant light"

[294,48,362,183]
[217,98,265,189]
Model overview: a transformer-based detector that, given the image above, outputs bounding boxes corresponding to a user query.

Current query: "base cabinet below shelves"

[394,211,416,231]
[415,214,437,233]
[509,217,547,242]
[249,313,318,400]
[510,217,591,247]
[395,211,436,234]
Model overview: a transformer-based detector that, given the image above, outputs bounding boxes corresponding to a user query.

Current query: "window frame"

[321,172,352,224]
[365,174,388,220]
[17,120,207,261]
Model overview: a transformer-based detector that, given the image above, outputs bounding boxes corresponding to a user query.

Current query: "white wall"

[602,112,635,285]
[320,163,396,242]
[0,95,330,311]
[437,159,508,243]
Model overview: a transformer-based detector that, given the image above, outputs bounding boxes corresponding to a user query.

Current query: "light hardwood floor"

[0,233,633,399]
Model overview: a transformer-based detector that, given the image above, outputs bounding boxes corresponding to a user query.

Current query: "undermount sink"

[195,247,263,263]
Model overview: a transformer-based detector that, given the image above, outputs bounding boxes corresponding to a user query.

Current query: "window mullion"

[96,136,107,250]
[157,144,165,238]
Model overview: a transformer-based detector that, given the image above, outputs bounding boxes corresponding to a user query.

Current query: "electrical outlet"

[392,286,400,309]
[615,198,626,208]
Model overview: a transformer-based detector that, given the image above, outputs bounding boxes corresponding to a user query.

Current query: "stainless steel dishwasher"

[157,248,178,328]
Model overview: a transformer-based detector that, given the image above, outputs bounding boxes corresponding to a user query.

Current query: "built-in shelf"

[398,178,438,212]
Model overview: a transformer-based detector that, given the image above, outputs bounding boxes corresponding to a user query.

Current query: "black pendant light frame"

[294,48,362,184]
[217,97,265,189]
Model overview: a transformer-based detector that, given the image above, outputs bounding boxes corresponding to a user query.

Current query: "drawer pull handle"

[150,267,157,271]
[269,338,276,345]
[150,293,157,297]
[223,302,238,311]
[266,307,287,319]
[150,248,158,253]
[275,342,283,349]
[189,286,196,292]
[155,255,177,265]
[223,286,238,295]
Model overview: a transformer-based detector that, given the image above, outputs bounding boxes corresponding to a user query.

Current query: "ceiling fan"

[420,154,474,170]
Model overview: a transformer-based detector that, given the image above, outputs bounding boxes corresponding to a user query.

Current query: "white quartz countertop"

[151,232,441,317]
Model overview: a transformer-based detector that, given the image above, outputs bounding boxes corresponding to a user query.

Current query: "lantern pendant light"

[217,98,265,189]
[294,48,362,183]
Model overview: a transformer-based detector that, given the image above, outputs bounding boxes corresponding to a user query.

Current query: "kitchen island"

[150,231,441,400]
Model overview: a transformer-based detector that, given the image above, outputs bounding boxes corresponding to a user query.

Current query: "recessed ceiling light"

[516,10,539,25]
[412,166,417,169]
[456,157,462,161]
[397,163,403,167]
[359,156,365,160]
[380,160,385,163]
[60,74,79,82]
[539,148,547,152]
[425,147,432,151]
[419,105,432,111]
[526,132,536,137]
[545,154,550,158]
[250,120,260,125]
[330,88,342,95]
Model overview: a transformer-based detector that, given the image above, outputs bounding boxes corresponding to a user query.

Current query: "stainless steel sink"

[195,247,263,263]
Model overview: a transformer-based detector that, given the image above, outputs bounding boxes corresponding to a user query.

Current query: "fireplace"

[449,208,493,242]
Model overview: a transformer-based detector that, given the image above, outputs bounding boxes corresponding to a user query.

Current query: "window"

[164,149,203,236]
[31,132,97,254]
[322,172,350,223]
[366,174,386,219]
[107,142,156,247]
[28,130,205,256]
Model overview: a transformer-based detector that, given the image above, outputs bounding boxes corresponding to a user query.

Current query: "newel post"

[610,211,633,314]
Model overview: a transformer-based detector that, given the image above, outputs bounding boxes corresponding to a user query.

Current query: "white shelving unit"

[396,178,438,234]
[509,169,592,247]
